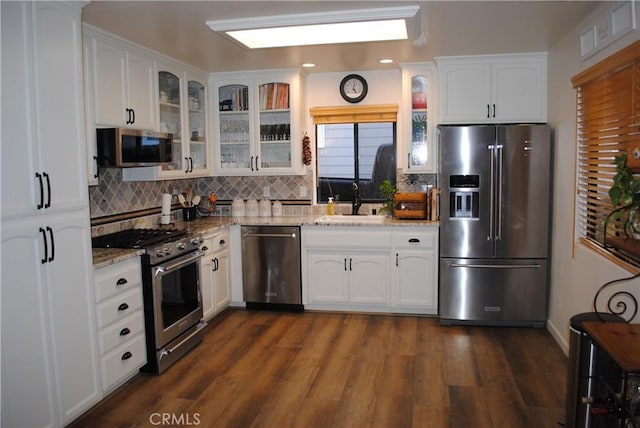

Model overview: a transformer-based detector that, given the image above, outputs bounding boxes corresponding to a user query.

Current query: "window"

[316,122,396,202]
[310,104,398,203]
[574,41,640,268]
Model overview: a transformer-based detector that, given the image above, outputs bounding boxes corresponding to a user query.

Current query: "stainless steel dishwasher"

[241,225,303,311]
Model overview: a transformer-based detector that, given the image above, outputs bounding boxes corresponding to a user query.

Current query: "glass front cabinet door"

[401,63,437,173]
[212,70,301,175]
[187,79,208,173]
[158,70,184,173]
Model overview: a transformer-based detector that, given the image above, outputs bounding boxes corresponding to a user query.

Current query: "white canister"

[272,200,283,217]
[259,199,271,217]
[231,198,245,217]
[246,199,259,217]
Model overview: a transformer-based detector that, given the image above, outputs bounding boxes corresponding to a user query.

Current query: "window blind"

[309,104,398,124]
[573,40,640,268]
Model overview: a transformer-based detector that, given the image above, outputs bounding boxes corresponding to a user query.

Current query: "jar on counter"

[272,201,283,217]
[231,198,245,217]
[259,199,271,217]
[246,199,259,217]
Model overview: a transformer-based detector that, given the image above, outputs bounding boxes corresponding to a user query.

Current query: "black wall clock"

[339,74,368,103]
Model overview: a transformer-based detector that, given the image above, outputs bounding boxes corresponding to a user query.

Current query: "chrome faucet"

[352,182,362,215]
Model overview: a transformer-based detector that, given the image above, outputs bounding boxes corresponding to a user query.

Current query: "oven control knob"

[177,243,187,251]
[162,247,171,256]
[156,250,164,258]
[190,238,201,246]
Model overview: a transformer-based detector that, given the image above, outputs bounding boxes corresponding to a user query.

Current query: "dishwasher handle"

[243,232,297,239]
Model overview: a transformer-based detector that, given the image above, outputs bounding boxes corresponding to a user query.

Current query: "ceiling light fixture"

[379,58,394,64]
[206,6,420,49]
[302,63,316,68]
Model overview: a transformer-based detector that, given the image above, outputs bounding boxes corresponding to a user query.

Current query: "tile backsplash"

[89,167,314,218]
[88,167,435,219]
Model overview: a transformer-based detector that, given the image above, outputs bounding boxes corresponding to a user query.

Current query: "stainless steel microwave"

[96,128,173,167]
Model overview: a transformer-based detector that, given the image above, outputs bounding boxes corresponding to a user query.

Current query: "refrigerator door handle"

[488,144,495,241]
[496,144,504,240]
[449,263,542,269]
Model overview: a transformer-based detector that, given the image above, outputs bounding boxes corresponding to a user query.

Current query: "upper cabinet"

[86,31,156,130]
[211,70,303,176]
[436,53,547,124]
[400,62,437,173]
[2,1,89,219]
[122,63,211,180]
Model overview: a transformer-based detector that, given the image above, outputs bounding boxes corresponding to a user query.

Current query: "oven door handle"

[154,250,203,276]
[159,321,207,360]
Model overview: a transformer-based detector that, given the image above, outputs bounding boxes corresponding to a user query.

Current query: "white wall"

[546,3,640,354]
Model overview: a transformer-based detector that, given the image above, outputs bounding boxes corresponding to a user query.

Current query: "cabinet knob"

[118,303,129,312]
[119,327,131,336]
[121,351,133,361]
[116,278,128,286]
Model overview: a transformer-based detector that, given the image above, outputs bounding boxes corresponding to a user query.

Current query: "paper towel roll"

[161,193,172,224]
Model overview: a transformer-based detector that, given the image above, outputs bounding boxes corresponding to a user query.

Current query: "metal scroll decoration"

[593,271,640,323]
[302,133,312,166]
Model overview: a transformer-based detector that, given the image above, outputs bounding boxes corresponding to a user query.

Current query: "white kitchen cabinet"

[200,230,231,320]
[211,69,303,176]
[436,53,547,124]
[85,27,156,130]
[1,4,100,426]
[1,210,100,427]
[303,227,391,310]
[93,257,147,394]
[392,229,439,314]
[302,225,438,314]
[1,1,89,219]
[400,62,437,173]
[307,250,389,306]
[122,65,212,181]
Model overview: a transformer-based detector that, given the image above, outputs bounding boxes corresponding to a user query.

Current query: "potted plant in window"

[607,152,640,240]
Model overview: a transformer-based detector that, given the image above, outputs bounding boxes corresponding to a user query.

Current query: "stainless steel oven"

[149,249,205,371]
[142,236,206,373]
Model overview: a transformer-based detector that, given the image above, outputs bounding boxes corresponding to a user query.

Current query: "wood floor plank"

[444,326,482,386]
[70,309,568,428]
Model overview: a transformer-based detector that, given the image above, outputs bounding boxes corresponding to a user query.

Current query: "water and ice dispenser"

[448,175,480,219]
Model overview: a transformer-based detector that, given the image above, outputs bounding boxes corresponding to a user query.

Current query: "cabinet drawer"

[101,334,146,393]
[393,231,437,249]
[94,258,142,303]
[96,287,143,329]
[209,231,229,252]
[304,229,391,248]
[98,310,145,355]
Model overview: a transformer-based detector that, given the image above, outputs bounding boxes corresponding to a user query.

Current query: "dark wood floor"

[70,309,568,428]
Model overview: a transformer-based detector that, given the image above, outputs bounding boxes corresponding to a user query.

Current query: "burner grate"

[92,228,186,249]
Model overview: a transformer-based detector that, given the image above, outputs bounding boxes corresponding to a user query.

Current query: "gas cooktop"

[92,228,187,249]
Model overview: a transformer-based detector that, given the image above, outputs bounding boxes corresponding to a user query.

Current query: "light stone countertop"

[93,215,439,267]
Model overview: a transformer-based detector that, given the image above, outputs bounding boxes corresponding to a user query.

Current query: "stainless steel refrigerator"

[438,124,551,327]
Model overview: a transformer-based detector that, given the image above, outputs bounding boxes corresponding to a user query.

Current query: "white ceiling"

[82,1,603,73]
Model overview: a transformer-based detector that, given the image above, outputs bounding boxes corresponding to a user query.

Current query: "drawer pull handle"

[120,327,131,336]
[118,303,129,312]
[116,278,128,286]
[121,351,132,361]
[219,239,226,245]
[408,238,420,243]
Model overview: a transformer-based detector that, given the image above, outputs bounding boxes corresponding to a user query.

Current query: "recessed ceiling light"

[302,63,316,68]
[206,6,419,49]
[379,58,394,64]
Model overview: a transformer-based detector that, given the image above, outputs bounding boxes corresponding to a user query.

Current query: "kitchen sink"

[315,214,386,224]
